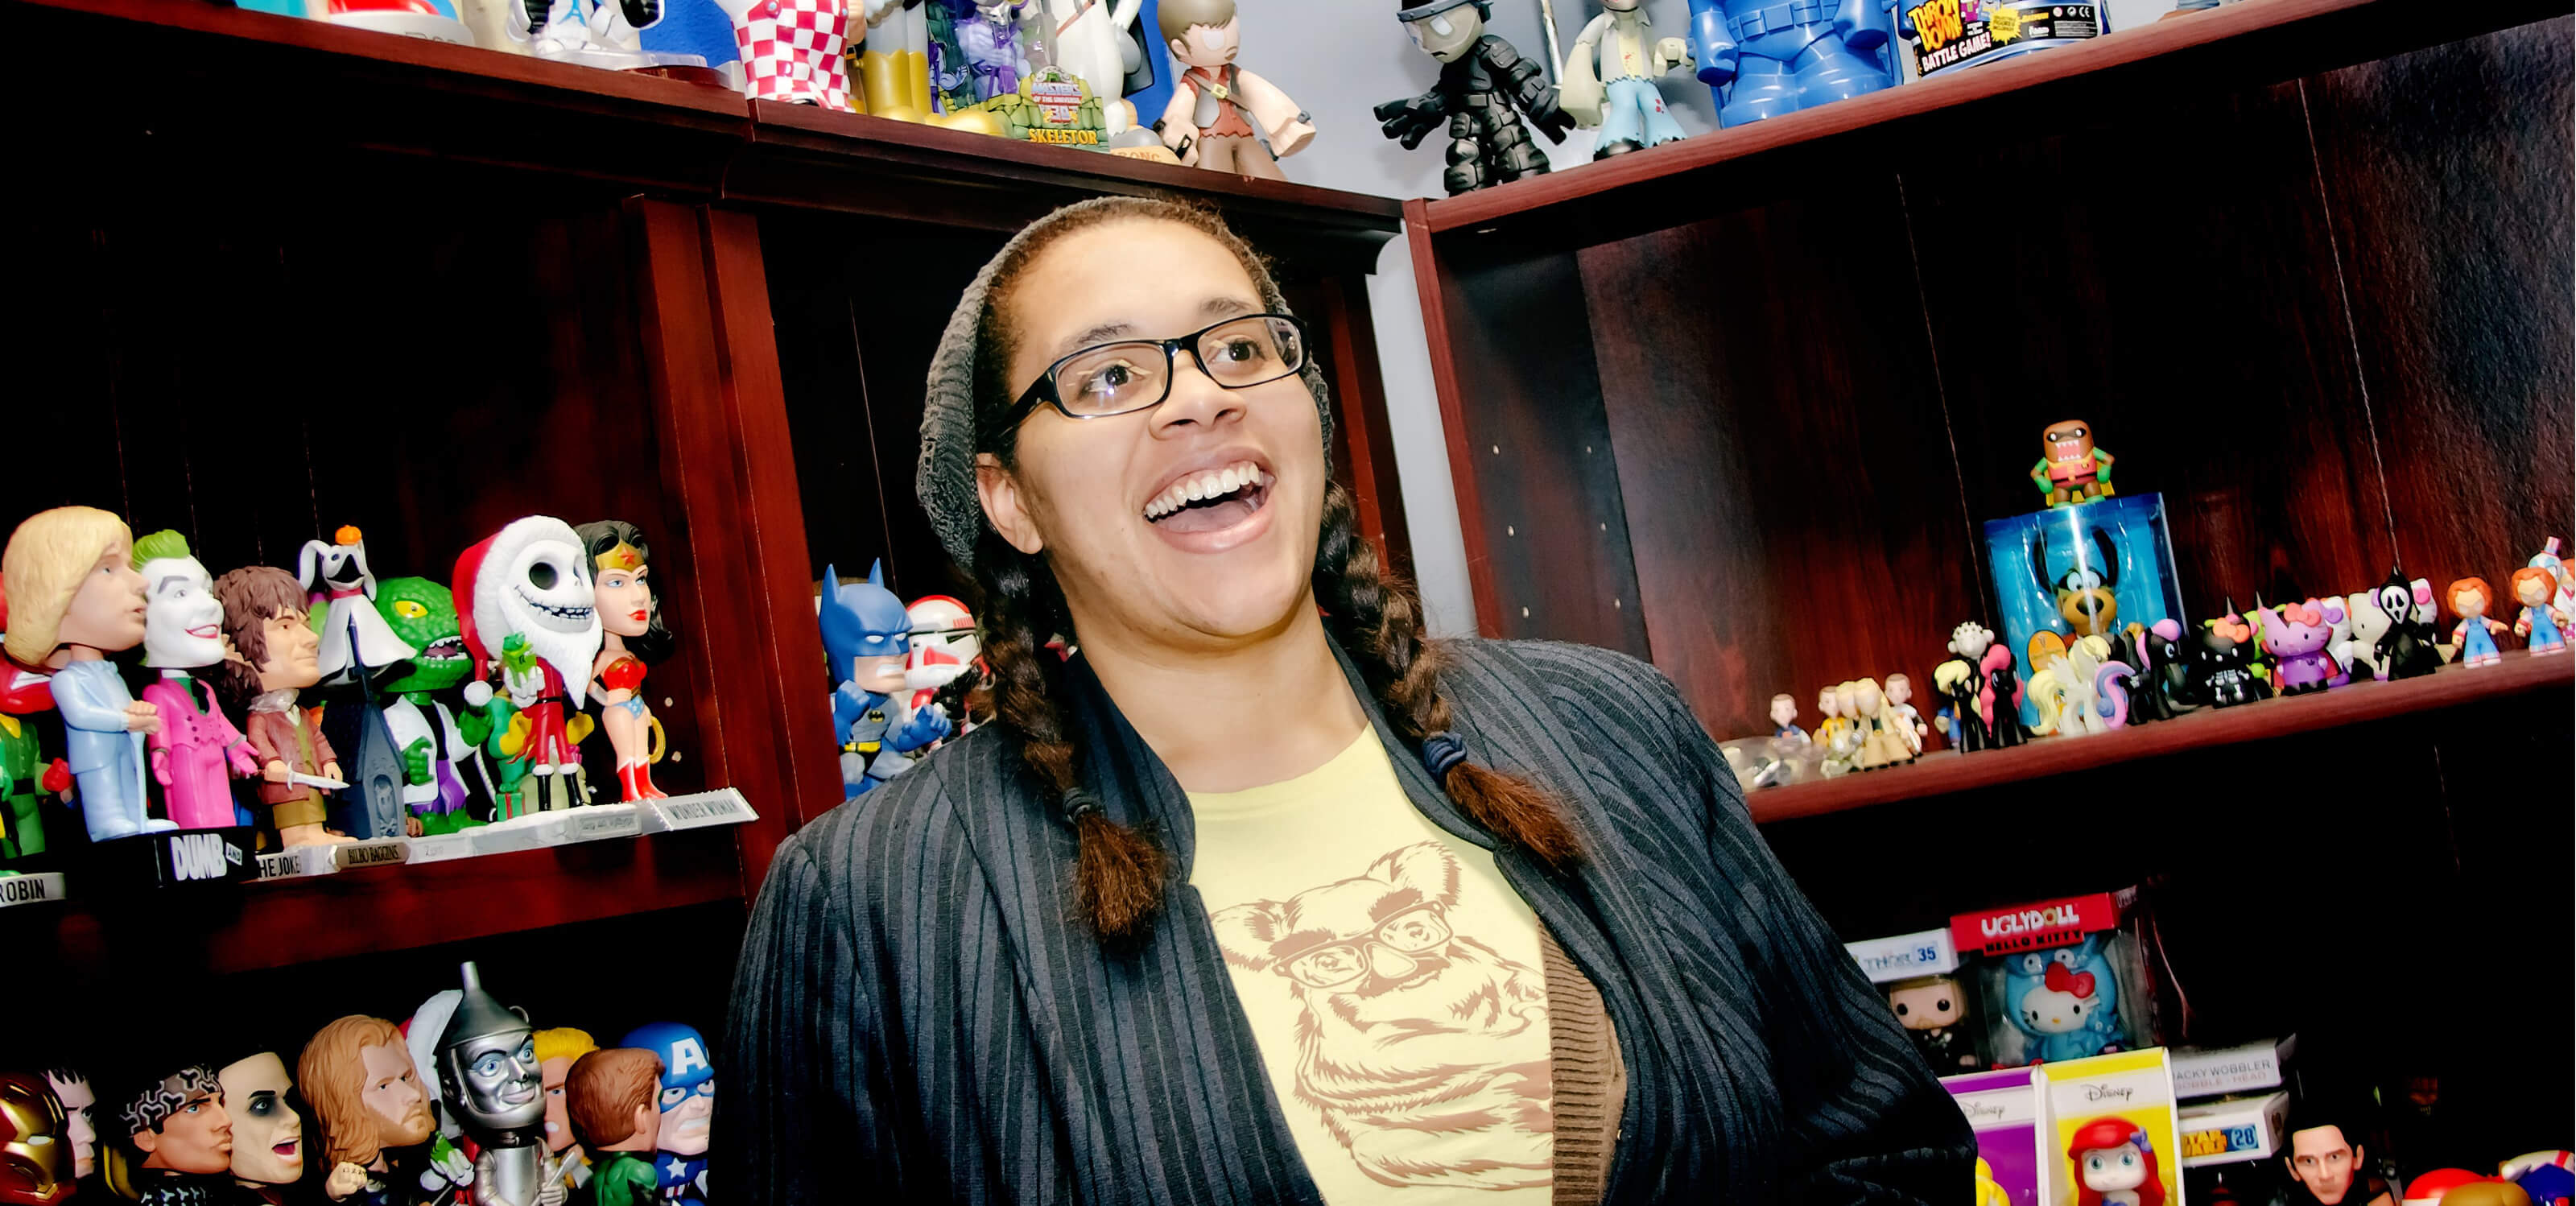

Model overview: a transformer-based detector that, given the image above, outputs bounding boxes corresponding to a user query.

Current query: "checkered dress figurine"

[720,0,856,109]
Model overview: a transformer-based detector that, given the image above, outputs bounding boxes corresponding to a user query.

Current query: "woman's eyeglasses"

[1009,312,1311,423]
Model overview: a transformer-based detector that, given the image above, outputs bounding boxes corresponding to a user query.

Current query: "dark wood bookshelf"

[1748,655,2574,824]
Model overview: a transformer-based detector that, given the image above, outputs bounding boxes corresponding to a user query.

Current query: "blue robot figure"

[621,1022,712,1206]
[2000,935,2126,1063]
[1688,0,1897,127]
[820,562,952,799]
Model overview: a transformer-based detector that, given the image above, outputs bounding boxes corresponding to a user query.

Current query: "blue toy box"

[1982,492,2186,730]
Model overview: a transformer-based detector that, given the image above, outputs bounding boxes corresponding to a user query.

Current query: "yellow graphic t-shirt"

[1189,729,1554,1203]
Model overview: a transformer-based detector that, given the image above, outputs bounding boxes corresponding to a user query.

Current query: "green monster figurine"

[0,713,70,866]
[372,578,490,836]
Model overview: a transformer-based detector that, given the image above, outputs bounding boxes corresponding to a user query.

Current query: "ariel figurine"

[578,521,674,802]
[2068,1117,2166,1206]
[2508,565,2567,655]
[2443,577,2508,667]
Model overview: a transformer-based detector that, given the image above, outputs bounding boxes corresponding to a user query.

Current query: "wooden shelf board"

[1749,654,2574,824]
[1419,0,2568,242]
[32,831,745,977]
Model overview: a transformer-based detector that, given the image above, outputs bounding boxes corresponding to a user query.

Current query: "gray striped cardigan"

[722,638,1975,1203]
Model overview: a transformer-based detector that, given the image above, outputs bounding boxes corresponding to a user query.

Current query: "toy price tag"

[642,788,758,833]
[333,839,412,870]
[0,871,68,909]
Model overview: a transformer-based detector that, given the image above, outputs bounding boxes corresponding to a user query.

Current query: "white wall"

[1238,0,2182,636]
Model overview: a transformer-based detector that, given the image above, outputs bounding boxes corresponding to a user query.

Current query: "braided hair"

[969,198,1579,941]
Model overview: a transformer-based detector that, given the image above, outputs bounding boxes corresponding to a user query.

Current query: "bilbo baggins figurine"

[433,964,555,1206]
[1377,0,1573,196]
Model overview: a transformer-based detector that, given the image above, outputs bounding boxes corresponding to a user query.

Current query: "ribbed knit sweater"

[722,638,1974,1203]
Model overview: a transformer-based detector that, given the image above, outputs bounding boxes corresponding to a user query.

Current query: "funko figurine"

[434,964,549,1206]
[564,1049,663,1206]
[532,1029,597,1195]
[0,707,69,866]
[2528,536,2576,623]
[1812,684,1851,750]
[134,531,261,831]
[1557,0,1690,159]
[2,507,164,844]
[298,1015,459,1206]
[1852,678,1917,768]
[2442,577,2508,667]
[903,594,984,738]
[2508,565,2567,655]
[214,566,355,848]
[2108,621,2193,724]
[1934,622,2025,753]
[2032,421,2116,507]
[300,527,418,690]
[1887,977,1979,1072]
[2260,598,2345,696]
[2279,1110,2394,1206]
[2003,937,2124,1062]
[617,1025,709,1206]
[1156,0,1315,179]
[2363,570,2442,681]
[931,0,1029,106]
[1685,0,1893,127]
[0,1072,72,1206]
[2188,605,2272,708]
[40,1070,95,1183]
[1377,0,1572,196]
[456,518,602,816]
[823,564,952,798]
[1882,673,1928,749]
[1767,692,1806,741]
[578,521,675,803]
[1030,0,1146,135]
[373,579,488,836]
[217,1051,308,1201]
[105,1061,233,1200]
[2068,1117,2165,1206]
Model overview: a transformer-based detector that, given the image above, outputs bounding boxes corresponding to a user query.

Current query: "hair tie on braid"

[1061,787,1104,823]
[1420,732,1468,779]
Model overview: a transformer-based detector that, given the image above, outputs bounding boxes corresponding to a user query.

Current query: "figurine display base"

[635,787,758,833]
[534,44,708,72]
[333,836,412,869]
[85,826,258,888]
[406,832,481,864]
[471,802,642,854]
[253,845,336,882]
[633,64,730,89]
[0,871,69,910]
[326,10,474,45]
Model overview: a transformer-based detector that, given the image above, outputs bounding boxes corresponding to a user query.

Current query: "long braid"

[1313,484,1581,868]
[972,527,1170,942]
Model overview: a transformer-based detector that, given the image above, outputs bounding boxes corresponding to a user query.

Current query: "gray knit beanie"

[916,196,1335,572]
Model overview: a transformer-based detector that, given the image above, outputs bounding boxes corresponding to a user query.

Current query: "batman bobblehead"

[820,564,952,799]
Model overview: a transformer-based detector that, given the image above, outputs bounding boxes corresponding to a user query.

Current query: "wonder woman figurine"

[579,521,675,801]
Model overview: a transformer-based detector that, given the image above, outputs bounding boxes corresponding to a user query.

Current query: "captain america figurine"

[1687,0,1897,127]
[618,1023,711,1206]
[819,563,952,799]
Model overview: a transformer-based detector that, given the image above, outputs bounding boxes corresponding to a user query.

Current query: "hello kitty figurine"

[2003,935,2124,1063]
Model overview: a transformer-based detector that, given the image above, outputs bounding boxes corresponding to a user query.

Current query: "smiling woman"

[725,197,1976,1204]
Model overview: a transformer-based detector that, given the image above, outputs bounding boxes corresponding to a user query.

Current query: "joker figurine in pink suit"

[135,531,260,829]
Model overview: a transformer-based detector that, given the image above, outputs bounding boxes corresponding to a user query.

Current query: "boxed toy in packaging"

[1952,889,2167,1067]
[2040,1049,2186,1206]
[1983,494,2186,729]
[1849,928,1988,1073]
[2169,1037,2297,1101]
[1899,1,2108,79]
[2178,1092,2291,1167]
[1948,1068,2046,1206]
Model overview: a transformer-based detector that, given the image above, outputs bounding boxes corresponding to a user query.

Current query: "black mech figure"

[1377,0,1575,196]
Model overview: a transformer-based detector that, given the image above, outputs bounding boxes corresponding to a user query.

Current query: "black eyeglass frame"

[1005,312,1312,424]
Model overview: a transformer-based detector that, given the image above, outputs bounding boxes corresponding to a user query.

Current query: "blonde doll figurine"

[2,506,163,842]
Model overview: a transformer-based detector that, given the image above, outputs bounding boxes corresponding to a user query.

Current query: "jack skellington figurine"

[455,518,602,817]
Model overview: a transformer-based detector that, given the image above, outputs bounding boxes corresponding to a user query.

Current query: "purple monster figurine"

[2261,598,2343,696]
[940,0,1026,103]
